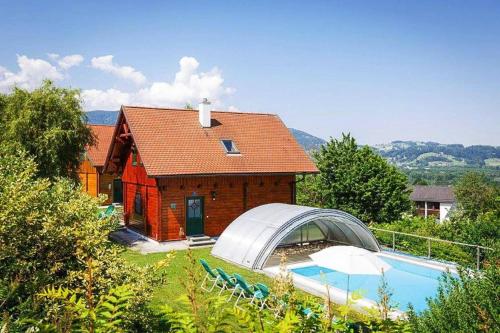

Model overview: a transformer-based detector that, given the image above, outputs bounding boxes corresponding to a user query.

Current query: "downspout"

[291,174,306,205]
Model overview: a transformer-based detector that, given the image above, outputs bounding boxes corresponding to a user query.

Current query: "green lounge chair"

[216,268,237,297]
[299,304,318,319]
[251,283,270,310]
[98,205,115,219]
[231,273,269,309]
[200,259,221,292]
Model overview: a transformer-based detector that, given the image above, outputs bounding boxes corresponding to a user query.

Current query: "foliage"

[376,271,398,322]
[402,166,499,186]
[0,81,94,180]
[408,264,500,333]
[375,170,500,268]
[0,148,155,331]
[373,217,475,265]
[27,284,134,332]
[298,133,411,223]
[454,171,499,220]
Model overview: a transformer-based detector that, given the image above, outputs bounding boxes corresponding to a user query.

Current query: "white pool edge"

[262,251,458,320]
[377,251,458,274]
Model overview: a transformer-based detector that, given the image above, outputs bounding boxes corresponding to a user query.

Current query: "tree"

[454,172,499,220]
[0,81,94,180]
[298,134,411,223]
[412,177,429,186]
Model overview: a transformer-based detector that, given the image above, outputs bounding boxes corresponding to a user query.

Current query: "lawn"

[121,247,279,308]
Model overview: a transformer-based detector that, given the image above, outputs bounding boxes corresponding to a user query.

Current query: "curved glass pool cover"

[211,203,382,270]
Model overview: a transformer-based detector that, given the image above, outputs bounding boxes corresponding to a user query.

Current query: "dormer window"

[221,139,239,154]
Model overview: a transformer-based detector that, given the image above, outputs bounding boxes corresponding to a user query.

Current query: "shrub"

[0,147,155,331]
[409,264,500,332]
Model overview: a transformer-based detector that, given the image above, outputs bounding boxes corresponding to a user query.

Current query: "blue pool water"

[291,255,456,312]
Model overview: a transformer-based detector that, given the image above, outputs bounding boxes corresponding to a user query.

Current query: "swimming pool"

[290,254,457,312]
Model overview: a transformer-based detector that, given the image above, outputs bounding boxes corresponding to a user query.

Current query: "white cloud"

[0,55,64,93]
[47,53,84,70]
[58,54,84,70]
[82,56,235,110]
[135,56,233,106]
[81,89,131,110]
[91,55,146,85]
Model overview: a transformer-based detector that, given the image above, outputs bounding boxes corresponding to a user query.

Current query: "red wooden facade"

[121,147,295,240]
[105,105,318,242]
[78,158,116,204]
[78,125,120,205]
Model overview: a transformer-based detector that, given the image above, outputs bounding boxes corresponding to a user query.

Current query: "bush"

[0,147,155,331]
[409,264,500,332]
[374,217,473,265]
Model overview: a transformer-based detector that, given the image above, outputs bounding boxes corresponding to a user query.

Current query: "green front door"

[186,196,204,236]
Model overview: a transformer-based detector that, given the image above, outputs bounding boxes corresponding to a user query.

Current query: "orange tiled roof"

[119,106,319,176]
[87,125,115,167]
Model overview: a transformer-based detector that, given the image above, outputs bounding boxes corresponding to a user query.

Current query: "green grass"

[122,247,365,322]
[121,247,278,308]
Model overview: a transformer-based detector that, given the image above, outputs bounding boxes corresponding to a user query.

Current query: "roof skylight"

[221,139,240,154]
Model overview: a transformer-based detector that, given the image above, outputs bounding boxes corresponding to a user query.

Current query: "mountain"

[85,110,119,125]
[85,110,327,152]
[373,141,500,168]
[288,128,326,151]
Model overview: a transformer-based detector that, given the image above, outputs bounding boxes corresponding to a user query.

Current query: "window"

[134,192,142,215]
[187,198,201,218]
[221,139,239,154]
[132,148,137,166]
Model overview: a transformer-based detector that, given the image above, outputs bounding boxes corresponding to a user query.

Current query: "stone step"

[187,239,216,247]
[187,235,211,242]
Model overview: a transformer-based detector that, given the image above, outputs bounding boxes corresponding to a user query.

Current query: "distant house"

[104,100,318,241]
[78,125,123,204]
[410,185,455,222]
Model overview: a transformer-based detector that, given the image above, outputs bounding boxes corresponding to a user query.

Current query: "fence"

[369,227,494,270]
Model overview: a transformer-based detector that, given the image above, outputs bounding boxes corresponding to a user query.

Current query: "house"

[410,185,455,222]
[78,125,123,204]
[104,100,319,241]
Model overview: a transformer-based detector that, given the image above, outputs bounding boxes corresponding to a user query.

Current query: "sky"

[0,0,499,146]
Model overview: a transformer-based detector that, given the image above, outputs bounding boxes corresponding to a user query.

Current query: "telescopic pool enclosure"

[211,203,382,270]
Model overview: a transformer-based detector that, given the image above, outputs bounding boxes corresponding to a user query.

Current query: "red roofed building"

[105,101,319,241]
[78,125,123,204]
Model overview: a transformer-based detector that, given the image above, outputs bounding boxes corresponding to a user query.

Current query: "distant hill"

[85,110,327,152]
[373,141,500,168]
[288,128,326,151]
[85,110,119,125]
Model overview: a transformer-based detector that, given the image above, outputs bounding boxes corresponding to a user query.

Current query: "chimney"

[198,98,211,127]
